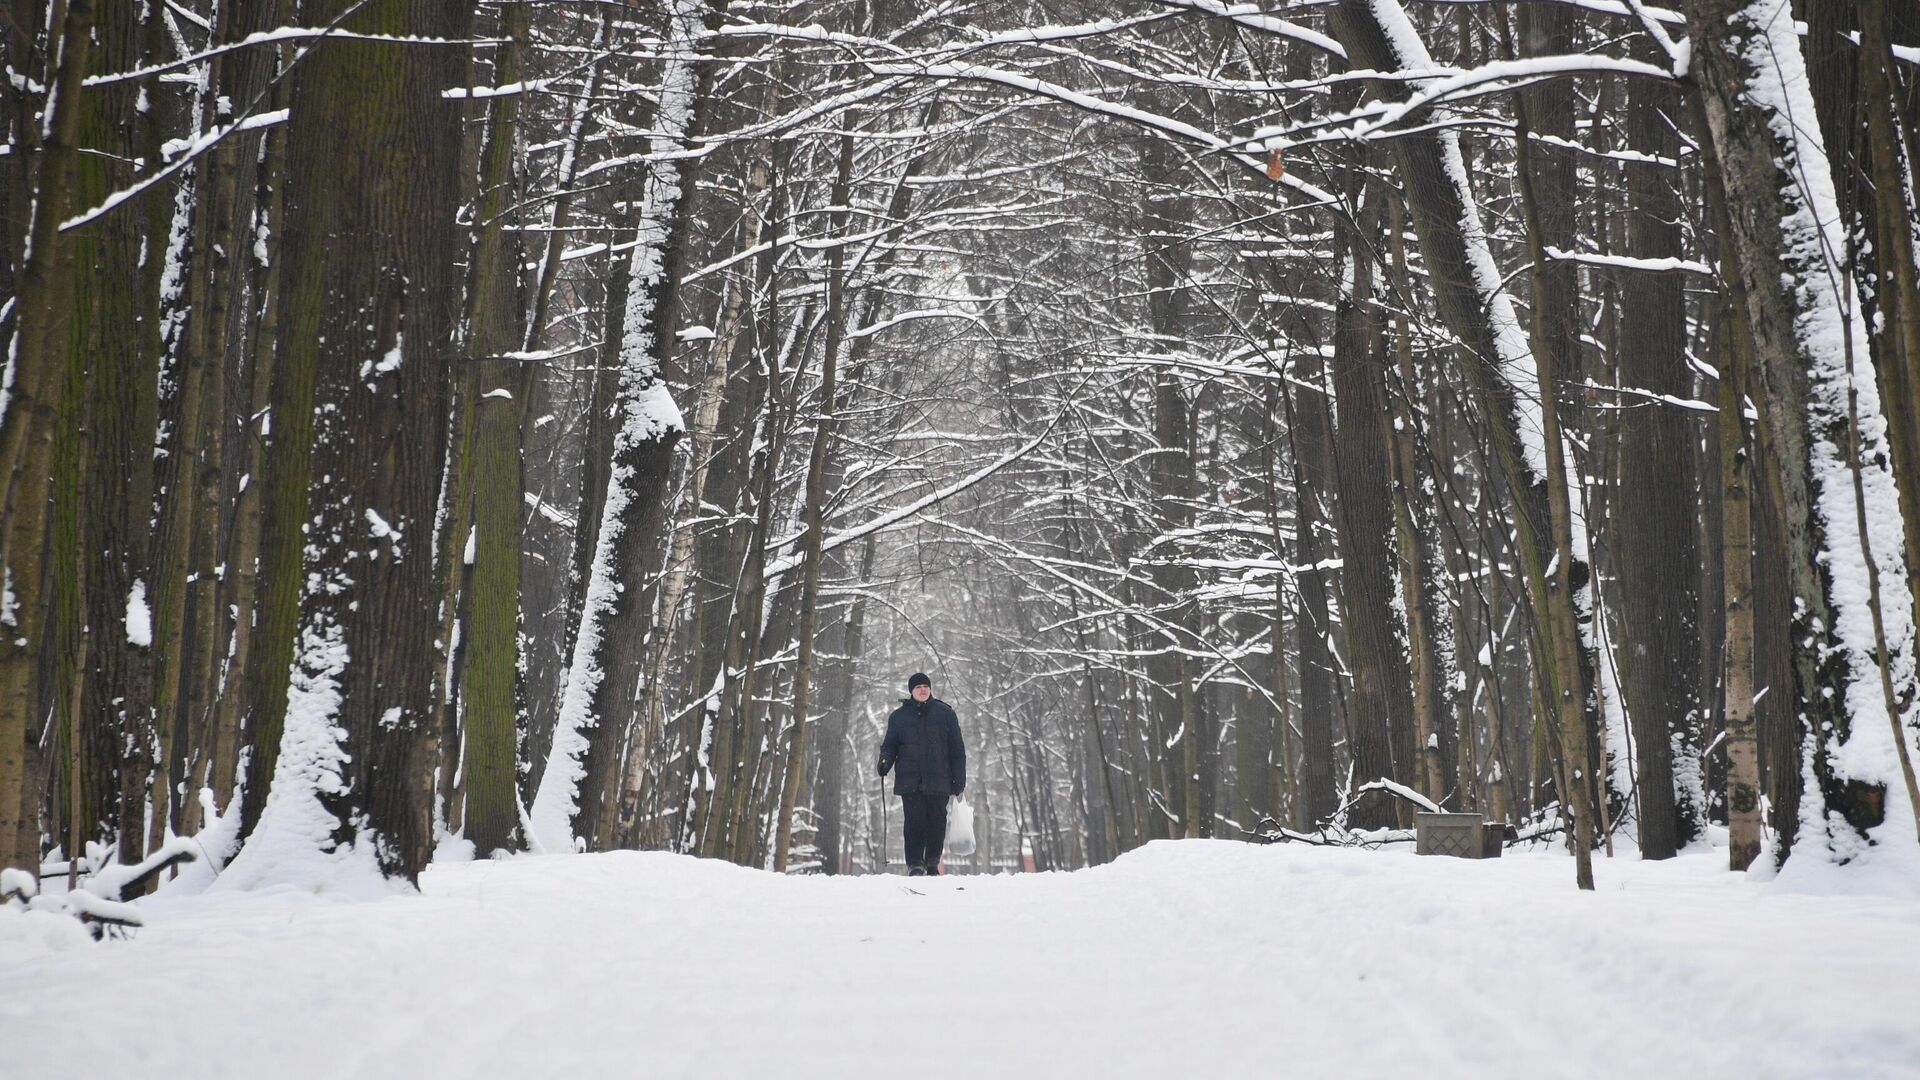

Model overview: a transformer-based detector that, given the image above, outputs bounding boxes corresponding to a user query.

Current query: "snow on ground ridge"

[6,840,1919,1078]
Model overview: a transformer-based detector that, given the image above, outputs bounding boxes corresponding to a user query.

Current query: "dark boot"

[908,865,926,877]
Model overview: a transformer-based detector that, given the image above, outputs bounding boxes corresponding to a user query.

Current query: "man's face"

[912,684,931,703]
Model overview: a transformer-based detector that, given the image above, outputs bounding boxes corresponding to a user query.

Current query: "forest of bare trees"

[3,0,1919,899]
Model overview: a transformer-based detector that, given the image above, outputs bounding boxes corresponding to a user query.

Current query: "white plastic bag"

[945,796,976,857]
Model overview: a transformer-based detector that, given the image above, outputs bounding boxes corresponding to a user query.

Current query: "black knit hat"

[908,672,931,691]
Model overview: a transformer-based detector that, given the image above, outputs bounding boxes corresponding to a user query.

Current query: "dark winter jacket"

[878,697,966,797]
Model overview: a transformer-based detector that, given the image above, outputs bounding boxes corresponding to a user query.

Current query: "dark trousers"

[901,792,949,872]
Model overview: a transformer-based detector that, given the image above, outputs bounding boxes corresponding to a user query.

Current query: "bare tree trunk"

[225,0,467,884]
[1282,355,1338,829]
[0,0,94,874]
[1328,182,1414,829]
[1611,70,1703,859]
[775,131,855,872]
[1690,0,1918,855]
[1717,264,1763,872]
[816,532,878,873]
[1138,138,1201,838]
[1384,192,1456,806]
[634,113,781,846]
[1259,387,1296,827]
[544,200,633,801]
[59,0,160,869]
[546,49,652,791]
[226,51,294,847]
[683,310,800,857]
[1329,0,1599,886]
[531,0,716,852]
[458,0,532,857]
[194,0,283,827]
[1806,0,1920,676]
[135,0,230,848]
[1856,0,1920,827]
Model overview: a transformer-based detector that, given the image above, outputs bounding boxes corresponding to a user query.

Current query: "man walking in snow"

[878,672,966,876]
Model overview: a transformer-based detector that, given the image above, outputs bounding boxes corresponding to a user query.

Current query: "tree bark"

[458,0,532,857]
[1283,347,1338,830]
[774,131,855,872]
[531,0,715,852]
[1328,0,1599,886]
[1689,0,1918,856]
[1384,192,1457,806]
[0,0,95,874]
[1138,137,1201,839]
[189,0,283,829]
[226,0,467,884]
[1328,182,1415,830]
[1716,263,1763,872]
[1856,0,1920,827]
[1259,387,1296,828]
[816,532,878,873]
[226,46,294,847]
[62,0,158,867]
[1612,70,1703,859]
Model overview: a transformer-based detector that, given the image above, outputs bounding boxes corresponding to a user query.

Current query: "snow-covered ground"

[5,840,1917,1078]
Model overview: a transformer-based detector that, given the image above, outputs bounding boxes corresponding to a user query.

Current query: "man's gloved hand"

[877,758,891,778]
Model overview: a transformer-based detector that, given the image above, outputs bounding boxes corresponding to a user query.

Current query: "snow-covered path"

[5,841,1917,1078]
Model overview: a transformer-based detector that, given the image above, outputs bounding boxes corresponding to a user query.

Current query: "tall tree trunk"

[1717,257,1763,872]
[225,48,294,846]
[816,532,878,873]
[1513,4,1618,843]
[458,0,532,857]
[1753,432,1802,854]
[223,0,467,886]
[531,0,714,852]
[191,0,284,829]
[1385,192,1457,806]
[1283,352,1338,829]
[1856,0,1920,822]
[773,131,855,872]
[157,14,244,842]
[544,199,635,802]
[0,0,94,875]
[546,41,651,792]
[1138,138,1201,838]
[685,309,800,857]
[1689,0,1920,857]
[1328,180,1416,829]
[50,0,159,873]
[1613,68,1704,859]
[1804,0,1920,688]
[1329,0,1599,886]
[1259,388,1296,828]
[635,112,782,849]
